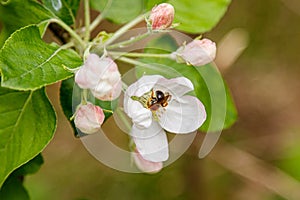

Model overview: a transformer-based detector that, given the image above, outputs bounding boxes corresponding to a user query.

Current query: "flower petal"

[159,95,206,134]
[75,66,98,89]
[126,99,152,129]
[172,39,217,67]
[126,75,164,97]
[153,77,194,99]
[133,121,169,162]
[132,148,163,173]
[131,120,163,139]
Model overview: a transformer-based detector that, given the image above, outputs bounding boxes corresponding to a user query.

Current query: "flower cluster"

[72,3,215,173]
[73,54,122,135]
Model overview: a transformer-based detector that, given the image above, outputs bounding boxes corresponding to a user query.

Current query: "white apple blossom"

[171,38,217,66]
[75,53,122,101]
[124,75,206,162]
[74,102,105,134]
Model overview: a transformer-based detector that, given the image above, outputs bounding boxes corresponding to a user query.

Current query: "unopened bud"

[74,102,105,134]
[171,38,217,66]
[149,3,174,30]
[132,148,163,173]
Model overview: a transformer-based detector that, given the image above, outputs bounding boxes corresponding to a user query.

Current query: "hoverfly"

[131,89,172,111]
[147,90,171,111]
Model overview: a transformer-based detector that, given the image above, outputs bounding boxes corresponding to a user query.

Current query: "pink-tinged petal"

[98,79,122,101]
[93,81,113,95]
[75,54,122,100]
[74,102,105,134]
[159,95,206,134]
[172,38,216,66]
[153,77,194,99]
[133,121,169,162]
[96,57,118,78]
[85,53,100,65]
[74,67,87,88]
[132,148,163,173]
[75,54,103,89]
[75,66,97,89]
[149,3,174,30]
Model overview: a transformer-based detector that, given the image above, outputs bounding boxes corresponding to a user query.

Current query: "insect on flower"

[148,90,172,111]
[131,89,172,111]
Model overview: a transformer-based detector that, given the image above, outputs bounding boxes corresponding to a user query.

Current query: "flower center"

[131,89,172,111]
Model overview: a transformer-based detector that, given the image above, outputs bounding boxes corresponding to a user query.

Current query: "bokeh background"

[23,0,300,199]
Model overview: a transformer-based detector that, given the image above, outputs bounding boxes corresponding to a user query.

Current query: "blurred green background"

[23,0,300,199]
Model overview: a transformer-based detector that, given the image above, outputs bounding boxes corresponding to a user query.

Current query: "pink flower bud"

[171,38,217,66]
[75,54,122,101]
[149,3,174,30]
[132,148,163,173]
[74,102,105,134]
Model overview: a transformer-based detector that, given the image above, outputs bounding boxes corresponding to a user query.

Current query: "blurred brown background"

[24,0,300,199]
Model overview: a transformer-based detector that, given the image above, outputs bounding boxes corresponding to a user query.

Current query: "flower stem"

[122,82,128,91]
[109,51,171,59]
[115,56,155,69]
[104,13,147,47]
[89,0,113,32]
[116,56,173,76]
[51,18,85,48]
[84,0,91,42]
[115,107,132,132]
[81,89,88,105]
[102,109,113,113]
[106,32,150,50]
[89,14,103,32]
[59,42,75,50]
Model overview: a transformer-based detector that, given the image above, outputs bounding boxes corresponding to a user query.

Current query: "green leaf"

[0,86,56,187]
[275,137,300,181]
[42,0,80,25]
[0,25,82,91]
[90,0,146,24]
[0,154,43,199]
[169,0,232,33]
[0,0,54,45]
[13,154,44,177]
[195,64,237,131]
[60,77,79,121]
[90,0,230,33]
[136,34,237,131]
[93,98,118,120]
[145,0,165,9]
[60,77,79,136]
[0,174,29,200]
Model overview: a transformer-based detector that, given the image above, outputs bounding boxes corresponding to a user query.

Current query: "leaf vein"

[2,91,33,152]
[20,47,63,79]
